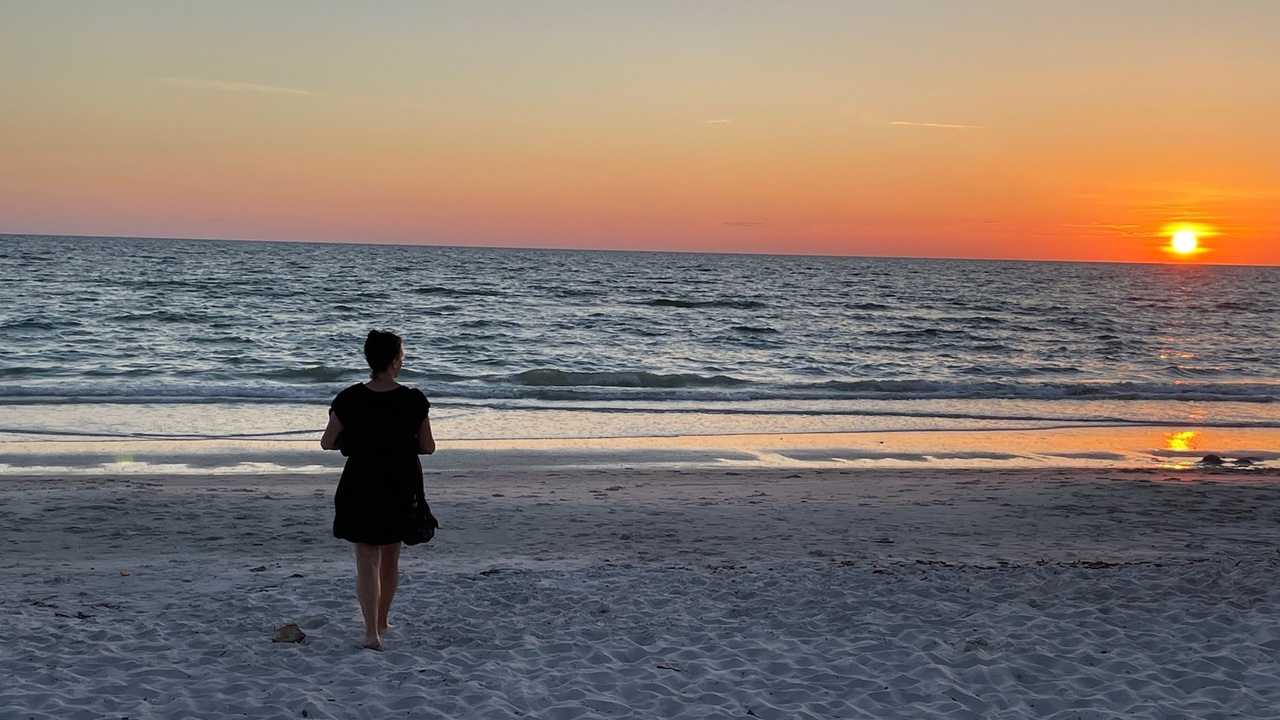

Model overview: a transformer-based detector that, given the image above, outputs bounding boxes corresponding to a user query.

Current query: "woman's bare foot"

[378,620,394,633]
[362,635,384,651]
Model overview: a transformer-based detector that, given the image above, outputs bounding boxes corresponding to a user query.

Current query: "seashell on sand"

[272,624,306,643]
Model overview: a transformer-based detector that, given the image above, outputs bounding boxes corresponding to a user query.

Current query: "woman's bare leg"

[377,543,401,633]
[354,543,384,650]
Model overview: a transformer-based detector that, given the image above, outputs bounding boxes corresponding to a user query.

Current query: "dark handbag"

[403,486,438,546]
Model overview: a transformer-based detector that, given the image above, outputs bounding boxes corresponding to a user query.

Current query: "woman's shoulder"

[333,382,367,401]
[398,385,430,409]
[399,385,430,401]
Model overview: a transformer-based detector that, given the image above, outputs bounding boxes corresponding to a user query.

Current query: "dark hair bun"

[364,330,403,378]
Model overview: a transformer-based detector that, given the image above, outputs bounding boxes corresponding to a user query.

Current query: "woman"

[321,330,436,651]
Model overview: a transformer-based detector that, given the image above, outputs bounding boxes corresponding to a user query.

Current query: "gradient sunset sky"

[2,1,1277,263]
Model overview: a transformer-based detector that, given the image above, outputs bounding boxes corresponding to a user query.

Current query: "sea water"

[2,234,1277,472]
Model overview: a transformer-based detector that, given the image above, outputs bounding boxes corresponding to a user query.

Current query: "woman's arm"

[418,416,436,455]
[320,412,344,450]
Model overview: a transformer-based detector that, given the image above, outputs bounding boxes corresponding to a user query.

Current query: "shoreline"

[3,424,1278,476]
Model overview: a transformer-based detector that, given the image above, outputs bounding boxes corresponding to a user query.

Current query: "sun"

[1161,223,1213,258]
[1171,230,1198,254]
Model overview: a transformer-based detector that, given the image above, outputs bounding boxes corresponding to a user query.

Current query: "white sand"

[2,466,1278,718]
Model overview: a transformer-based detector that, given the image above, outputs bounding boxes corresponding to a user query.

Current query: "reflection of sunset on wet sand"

[1165,430,1198,452]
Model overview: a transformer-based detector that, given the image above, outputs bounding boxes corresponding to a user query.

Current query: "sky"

[2,1,1278,263]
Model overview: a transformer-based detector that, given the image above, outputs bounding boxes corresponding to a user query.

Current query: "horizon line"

[1,231,1274,268]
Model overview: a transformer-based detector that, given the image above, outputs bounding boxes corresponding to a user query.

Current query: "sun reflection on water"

[1157,430,1200,470]
[1165,431,1198,452]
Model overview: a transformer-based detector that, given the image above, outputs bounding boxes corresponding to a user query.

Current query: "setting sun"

[1162,223,1215,259]
[1171,231,1198,254]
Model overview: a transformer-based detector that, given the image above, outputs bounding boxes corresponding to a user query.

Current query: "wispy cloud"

[724,221,765,227]
[163,77,324,98]
[889,120,986,130]
[1063,223,1145,236]
[703,118,733,124]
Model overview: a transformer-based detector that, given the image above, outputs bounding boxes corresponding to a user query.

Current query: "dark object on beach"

[403,490,438,546]
[272,624,306,643]
[1200,454,1226,466]
[1235,458,1256,467]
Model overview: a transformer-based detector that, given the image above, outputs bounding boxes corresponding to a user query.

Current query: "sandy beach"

[3,464,1278,719]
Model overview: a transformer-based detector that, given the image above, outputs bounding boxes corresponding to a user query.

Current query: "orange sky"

[2,2,1277,263]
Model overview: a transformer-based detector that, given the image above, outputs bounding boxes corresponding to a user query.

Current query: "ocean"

[2,234,1277,472]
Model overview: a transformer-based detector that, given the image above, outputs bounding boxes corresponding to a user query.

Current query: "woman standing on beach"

[321,330,436,651]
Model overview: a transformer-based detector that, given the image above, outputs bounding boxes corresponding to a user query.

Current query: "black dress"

[330,383,431,545]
